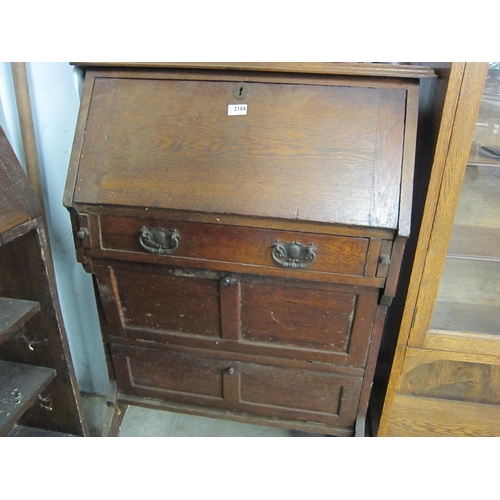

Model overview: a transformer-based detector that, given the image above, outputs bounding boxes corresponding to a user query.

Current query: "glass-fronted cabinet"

[378,62,500,436]
[431,64,500,349]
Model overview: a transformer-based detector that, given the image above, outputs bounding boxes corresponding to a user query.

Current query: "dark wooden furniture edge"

[109,392,353,437]
[70,62,437,79]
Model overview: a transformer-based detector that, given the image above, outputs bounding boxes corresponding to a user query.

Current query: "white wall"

[0,62,109,395]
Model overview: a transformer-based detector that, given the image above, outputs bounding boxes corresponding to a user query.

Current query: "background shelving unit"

[431,84,500,343]
[0,126,87,437]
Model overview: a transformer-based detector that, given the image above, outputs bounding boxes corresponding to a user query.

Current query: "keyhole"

[233,84,248,100]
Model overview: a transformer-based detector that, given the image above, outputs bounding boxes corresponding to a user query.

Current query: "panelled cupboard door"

[111,343,363,428]
[93,261,378,368]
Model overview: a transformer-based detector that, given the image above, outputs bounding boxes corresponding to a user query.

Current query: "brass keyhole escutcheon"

[233,84,248,100]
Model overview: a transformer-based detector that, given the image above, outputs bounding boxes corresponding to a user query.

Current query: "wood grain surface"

[65,63,421,436]
[111,342,363,427]
[386,394,500,436]
[74,76,407,229]
[71,62,437,79]
[98,214,370,277]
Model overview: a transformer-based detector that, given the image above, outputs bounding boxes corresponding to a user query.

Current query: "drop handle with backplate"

[271,240,317,269]
[139,226,180,255]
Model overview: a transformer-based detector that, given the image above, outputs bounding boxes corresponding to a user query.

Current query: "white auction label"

[228,104,248,116]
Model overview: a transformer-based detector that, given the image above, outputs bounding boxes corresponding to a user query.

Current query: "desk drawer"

[98,215,369,277]
[112,343,363,427]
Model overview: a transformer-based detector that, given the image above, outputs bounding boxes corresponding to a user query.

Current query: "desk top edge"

[70,62,437,79]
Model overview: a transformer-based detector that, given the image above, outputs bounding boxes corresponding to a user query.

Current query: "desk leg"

[102,381,127,437]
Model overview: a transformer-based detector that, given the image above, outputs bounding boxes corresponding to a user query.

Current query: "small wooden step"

[0,297,40,344]
[6,424,77,437]
[0,360,56,436]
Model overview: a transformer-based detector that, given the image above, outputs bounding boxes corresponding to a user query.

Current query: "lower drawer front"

[112,344,363,427]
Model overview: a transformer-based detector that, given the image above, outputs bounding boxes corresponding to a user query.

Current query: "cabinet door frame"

[378,62,490,436]
[408,63,490,349]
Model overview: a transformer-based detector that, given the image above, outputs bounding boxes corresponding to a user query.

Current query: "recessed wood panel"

[398,356,500,405]
[240,280,378,367]
[240,281,356,352]
[112,267,221,337]
[111,343,362,427]
[74,77,406,228]
[112,345,225,400]
[238,362,360,419]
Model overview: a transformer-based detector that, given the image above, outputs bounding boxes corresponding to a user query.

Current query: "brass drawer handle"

[139,226,180,255]
[271,240,317,269]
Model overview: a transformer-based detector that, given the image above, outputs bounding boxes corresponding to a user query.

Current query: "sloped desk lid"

[67,70,418,234]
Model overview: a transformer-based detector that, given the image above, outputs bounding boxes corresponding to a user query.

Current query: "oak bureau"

[64,63,435,436]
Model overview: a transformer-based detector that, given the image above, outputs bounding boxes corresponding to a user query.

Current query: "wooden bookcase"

[0,126,88,437]
[377,62,500,436]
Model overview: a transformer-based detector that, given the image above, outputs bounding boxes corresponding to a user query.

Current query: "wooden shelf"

[436,258,500,305]
[0,298,40,344]
[430,300,500,336]
[454,164,500,228]
[468,156,500,168]
[0,360,56,436]
[468,144,500,168]
[467,95,500,168]
[6,424,76,437]
[448,225,500,261]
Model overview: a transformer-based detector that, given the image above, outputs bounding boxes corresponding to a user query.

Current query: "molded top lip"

[70,62,437,79]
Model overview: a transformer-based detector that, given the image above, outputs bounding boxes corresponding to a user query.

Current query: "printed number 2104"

[228,104,248,116]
